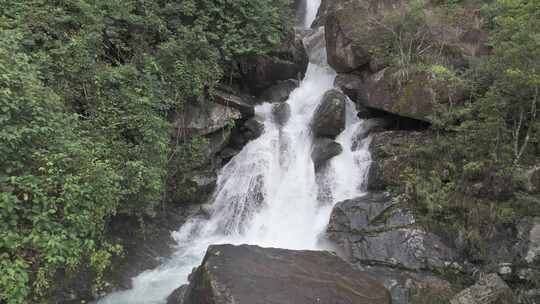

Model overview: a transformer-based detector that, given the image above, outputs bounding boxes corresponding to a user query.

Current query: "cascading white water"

[98,2,371,303]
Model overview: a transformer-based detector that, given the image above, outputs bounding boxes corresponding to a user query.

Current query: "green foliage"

[399,0,540,267]
[0,29,122,303]
[0,0,289,302]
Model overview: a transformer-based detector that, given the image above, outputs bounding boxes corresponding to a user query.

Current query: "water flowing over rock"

[174,244,391,304]
[311,137,343,169]
[272,102,291,126]
[311,89,346,138]
[98,1,376,303]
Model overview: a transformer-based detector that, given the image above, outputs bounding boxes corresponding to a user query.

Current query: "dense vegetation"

[0,1,289,302]
[380,0,540,265]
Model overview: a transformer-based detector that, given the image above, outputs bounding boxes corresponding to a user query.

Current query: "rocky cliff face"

[316,0,484,122]
[314,1,539,303]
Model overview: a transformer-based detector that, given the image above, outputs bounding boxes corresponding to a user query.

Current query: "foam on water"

[98,2,372,303]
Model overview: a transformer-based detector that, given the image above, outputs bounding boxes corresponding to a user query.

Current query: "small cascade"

[98,1,372,303]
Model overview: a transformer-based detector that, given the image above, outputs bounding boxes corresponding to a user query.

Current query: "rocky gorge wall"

[72,1,540,304]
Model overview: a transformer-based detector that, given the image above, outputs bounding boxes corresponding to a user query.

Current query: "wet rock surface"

[174,244,391,304]
[310,89,346,138]
[272,102,291,126]
[311,137,343,169]
[326,192,462,303]
[259,79,299,103]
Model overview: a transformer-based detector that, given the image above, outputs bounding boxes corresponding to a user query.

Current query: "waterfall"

[98,1,371,303]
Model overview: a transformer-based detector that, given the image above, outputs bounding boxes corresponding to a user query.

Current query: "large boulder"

[327,193,460,303]
[361,68,465,122]
[450,273,514,304]
[324,8,371,73]
[175,244,391,304]
[327,193,457,271]
[311,138,343,169]
[318,0,490,74]
[259,79,299,103]
[238,29,307,93]
[362,265,455,304]
[311,89,347,138]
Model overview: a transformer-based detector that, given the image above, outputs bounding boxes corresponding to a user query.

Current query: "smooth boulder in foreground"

[171,244,391,304]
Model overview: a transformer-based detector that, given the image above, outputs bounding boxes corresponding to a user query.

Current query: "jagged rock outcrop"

[327,192,460,303]
[310,89,346,138]
[317,0,483,122]
[172,244,391,304]
[311,138,343,169]
[450,274,514,304]
[324,6,371,73]
[336,67,467,122]
[175,102,241,137]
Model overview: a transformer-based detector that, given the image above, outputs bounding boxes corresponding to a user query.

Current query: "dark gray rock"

[325,10,371,73]
[214,89,255,118]
[168,170,218,206]
[327,193,457,271]
[351,228,457,270]
[354,118,394,143]
[302,27,327,65]
[272,102,291,126]
[238,29,307,93]
[450,273,514,304]
[259,79,299,103]
[205,128,233,157]
[241,118,264,140]
[362,265,455,304]
[311,89,346,139]
[177,244,391,304]
[335,73,367,105]
[218,147,240,162]
[167,285,188,304]
[311,138,343,169]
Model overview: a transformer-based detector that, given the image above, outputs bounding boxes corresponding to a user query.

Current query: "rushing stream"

[98,1,372,303]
